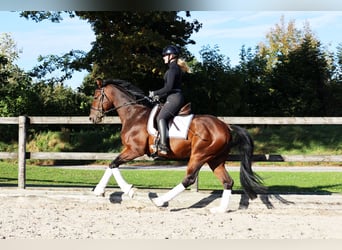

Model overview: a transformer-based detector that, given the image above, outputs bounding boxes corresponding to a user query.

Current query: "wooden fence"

[1,116,342,189]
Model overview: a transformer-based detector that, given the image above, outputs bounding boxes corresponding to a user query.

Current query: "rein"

[91,87,149,116]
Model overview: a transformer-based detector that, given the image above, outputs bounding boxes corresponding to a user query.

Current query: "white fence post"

[18,116,27,189]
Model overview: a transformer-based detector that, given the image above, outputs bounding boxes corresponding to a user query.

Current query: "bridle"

[91,88,114,116]
[90,87,151,117]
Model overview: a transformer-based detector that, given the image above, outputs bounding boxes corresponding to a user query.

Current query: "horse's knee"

[181,174,197,188]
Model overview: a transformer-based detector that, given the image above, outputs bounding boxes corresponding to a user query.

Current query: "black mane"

[103,79,153,108]
[103,79,146,100]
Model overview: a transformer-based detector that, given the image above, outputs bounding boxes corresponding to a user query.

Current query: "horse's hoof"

[210,206,227,213]
[151,197,168,207]
[93,186,105,196]
[126,187,136,199]
[123,184,134,197]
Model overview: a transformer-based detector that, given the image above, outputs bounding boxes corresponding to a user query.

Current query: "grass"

[1,162,341,194]
[250,125,342,155]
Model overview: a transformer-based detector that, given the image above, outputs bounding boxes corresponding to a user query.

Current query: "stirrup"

[149,144,158,158]
[158,144,170,155]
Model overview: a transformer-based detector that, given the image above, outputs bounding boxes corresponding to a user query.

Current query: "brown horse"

[89,79,265,213]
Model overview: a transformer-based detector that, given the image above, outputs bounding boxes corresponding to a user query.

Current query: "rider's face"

[163,55,169,64]
[163,54,176,64]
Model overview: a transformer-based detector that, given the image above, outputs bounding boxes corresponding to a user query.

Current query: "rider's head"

[162,45,180,64]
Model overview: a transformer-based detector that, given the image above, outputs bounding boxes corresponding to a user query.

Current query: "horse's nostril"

[89,116,96,124]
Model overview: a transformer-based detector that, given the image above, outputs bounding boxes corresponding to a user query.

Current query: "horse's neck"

[117,105,149,126]
[110,85,150,125]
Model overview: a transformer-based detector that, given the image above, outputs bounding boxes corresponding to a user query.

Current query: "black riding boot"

[157,119,170,155]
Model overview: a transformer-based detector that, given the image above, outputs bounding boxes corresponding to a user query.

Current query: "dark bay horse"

[89,79,265,213]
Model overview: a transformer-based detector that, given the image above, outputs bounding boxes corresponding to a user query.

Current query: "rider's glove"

[149,91,159,102]
[149,91,154,98]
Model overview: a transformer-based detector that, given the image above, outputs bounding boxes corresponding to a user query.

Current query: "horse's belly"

[170,138,191,158]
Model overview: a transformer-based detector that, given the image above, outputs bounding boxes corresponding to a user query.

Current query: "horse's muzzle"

[89,114,103,124]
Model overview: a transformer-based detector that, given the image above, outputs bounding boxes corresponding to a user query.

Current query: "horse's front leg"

[94,148,141,197]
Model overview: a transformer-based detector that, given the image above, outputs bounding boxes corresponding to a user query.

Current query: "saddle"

[177,102,192,116]
[153,102,192,116]
[147,102,194,140]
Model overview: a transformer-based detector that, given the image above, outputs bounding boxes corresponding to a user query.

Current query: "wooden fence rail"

[1,116,342,189]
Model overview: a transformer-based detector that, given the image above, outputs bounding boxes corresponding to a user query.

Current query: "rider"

[149,45,191,155]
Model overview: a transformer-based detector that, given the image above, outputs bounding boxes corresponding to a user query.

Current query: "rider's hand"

[149,91,159,102]
[148,91,154,98]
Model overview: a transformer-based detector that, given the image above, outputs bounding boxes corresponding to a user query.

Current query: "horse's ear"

[96,78,103,88]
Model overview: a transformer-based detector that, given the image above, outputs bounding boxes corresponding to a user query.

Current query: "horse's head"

[89,78,152,124]
[89,79,114,124]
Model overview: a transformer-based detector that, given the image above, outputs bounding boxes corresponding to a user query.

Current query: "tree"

[21,11,202,94]
[184,45,242,115]
[0,33,35,117]
[29,50,88,85]
[236,45,270,116]
[335,43,342,80]
[270,36,334,116]
[258,16,312,71]
[252,16,340,116]
[326,43,342,115]
[0,32,89,118]
[0,33,21,63]
[0,33,37,141]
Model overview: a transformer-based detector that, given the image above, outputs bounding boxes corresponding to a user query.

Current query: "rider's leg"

[156,93,184,155]
[157,118,169,154]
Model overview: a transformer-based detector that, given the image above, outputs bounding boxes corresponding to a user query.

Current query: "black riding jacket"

[154,60,182,98]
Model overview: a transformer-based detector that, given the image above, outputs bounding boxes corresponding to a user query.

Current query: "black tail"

[230,125,266,199]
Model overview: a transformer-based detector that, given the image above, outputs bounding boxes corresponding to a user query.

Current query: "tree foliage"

[184,45,242,115]
[258,16,317,71]
[243,17,340,116]
[1,13,341,123]
[0,32,89,118]
[236,46,270,116]
[21,11,202,94]
[0,33,34,117]
[269,37,333,116]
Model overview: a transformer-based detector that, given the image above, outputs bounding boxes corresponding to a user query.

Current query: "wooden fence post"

[18,116,27,189]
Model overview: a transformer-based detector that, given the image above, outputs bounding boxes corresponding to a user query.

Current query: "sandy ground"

[0,187,341,239]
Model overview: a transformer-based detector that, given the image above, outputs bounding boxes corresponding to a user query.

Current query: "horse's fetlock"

[182,175,197,188]
[109,162,119,169]
[223,180,234,190]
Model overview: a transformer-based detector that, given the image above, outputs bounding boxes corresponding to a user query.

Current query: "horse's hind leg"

[208,159,234,213]
[151,158,203,207]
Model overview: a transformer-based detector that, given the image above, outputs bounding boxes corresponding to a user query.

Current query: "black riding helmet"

[162,45,180,57]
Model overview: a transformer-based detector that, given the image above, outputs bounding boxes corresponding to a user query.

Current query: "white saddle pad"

[147,105,194,139]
